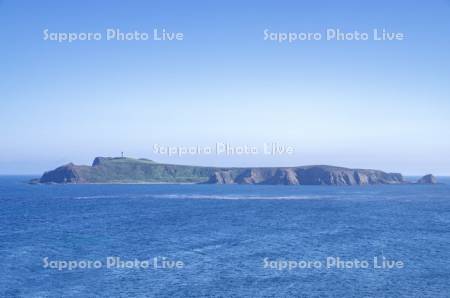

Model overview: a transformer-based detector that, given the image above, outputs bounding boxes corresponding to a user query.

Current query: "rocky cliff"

[416,174,438,184]
[205,166,405,185]
[35,157,409,185]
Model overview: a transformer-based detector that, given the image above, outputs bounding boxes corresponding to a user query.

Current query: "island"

[31,157,438,185]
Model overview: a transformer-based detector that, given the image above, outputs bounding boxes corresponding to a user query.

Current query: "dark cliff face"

[416,174,437,184]
[36,157,407,185]
[207,166,404,185]
[40,163,82,183]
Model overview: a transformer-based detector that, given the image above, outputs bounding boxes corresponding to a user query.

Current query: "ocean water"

[1,176,450,297]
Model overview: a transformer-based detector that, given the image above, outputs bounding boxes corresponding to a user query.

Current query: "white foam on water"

[73,195,123,200]
[71,193,349,201]
[152,194,338,200]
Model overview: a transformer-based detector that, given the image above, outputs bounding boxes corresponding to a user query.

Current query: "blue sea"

[1,176,450,297]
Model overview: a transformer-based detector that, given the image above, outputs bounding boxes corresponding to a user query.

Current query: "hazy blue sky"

[1,0,450,175]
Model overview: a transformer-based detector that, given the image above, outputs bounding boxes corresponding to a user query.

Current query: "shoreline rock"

[416,174,438,184]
